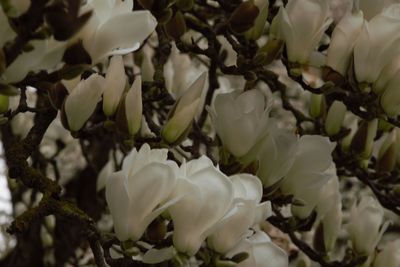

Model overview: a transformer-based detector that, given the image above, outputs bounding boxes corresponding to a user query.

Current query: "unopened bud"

[229,1,260,34]
[350,119,378,159]
[41,227,53,247]
[377,131,397,173]
[309,93,326,118]
[0,95,9,114]
[245,0,269,40]
[256,38,284,65]
[48,83,68,110]
[325,101,346,136]
[164,11,187,40]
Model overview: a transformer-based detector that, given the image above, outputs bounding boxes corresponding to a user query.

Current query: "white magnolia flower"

[64,74,105,131]
[354,4,400,83]
[326,11,364,75]
[80,0,157,63]
[162,72,207,144]
[169,156,234,255]
[257,128,298,187]
[103,56,127,116]
[281,135,336,218]
[208,174,271,253]
[209,89,271,159]
[227,231,289,267]
[373,240,400,267]
[275,0,332,63]
[105,144,179,241]
[347,195,389,255]
[2,39,67,83]
[315,176,342,251]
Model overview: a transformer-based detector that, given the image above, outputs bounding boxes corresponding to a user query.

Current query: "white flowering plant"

[0,0,399,267]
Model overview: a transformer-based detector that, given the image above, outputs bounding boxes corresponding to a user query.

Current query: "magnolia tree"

[1,0,400,266]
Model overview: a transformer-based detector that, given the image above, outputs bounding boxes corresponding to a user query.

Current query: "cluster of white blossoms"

[105,143,288,266]
[274,0,400,117]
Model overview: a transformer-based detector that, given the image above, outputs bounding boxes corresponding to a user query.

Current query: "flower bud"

[0,94,9,114]
[161,72,206,145]
[103,56,127,117]
[141,50,155,82]
[63,74,105,132]
[48,82,68,110]
[256,38,284,65]
[116,76,143,136]
[229,1,260,34]
[245,0,269,40]
[350,119,378,159]
[309,93,326,118]
[325,100,347,136]
[164,11,187,40]
[376,131,397,173]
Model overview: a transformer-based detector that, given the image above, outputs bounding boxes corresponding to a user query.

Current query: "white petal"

[125,162,177,240]
[105,171,130,241]
[231,174,263,202]
[89,11,157,62]
[170,166,234,255]
[208,200,256,253]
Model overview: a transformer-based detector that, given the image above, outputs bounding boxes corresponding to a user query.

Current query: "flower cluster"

[105,144,287,266]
